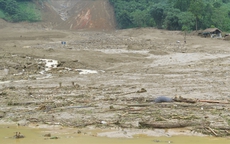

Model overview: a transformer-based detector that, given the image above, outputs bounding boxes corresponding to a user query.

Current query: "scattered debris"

[101,121,107,124]
[75,69,98,74]
[77,130,81,134]
[39,59,59,71]
[13,132,25,139]
[139,120,202,129]
[50,136,59,139]
[43,133,51,137]
[198,100,229,104]
[173,96,196,103]
[1,24,230,138]
[136,88,147,93]
[0,111,5,118]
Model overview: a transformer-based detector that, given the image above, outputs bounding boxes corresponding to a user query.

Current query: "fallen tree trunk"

[139,120,201,129]
[127,104,151,107]
[173,96,196,103]
[212,126,230,130]
[8,101,54,106]
[196,126,230,131]
[198,100,229,104]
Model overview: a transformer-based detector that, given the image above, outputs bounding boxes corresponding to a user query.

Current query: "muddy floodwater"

[0,125,230,144]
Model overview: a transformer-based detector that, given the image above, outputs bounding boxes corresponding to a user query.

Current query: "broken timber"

[139,120,201,129]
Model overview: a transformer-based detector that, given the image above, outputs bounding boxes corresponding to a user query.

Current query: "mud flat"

[1,124,230,144]
[0,24,230,138]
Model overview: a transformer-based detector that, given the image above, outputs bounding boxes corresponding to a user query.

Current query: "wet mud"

[0,25,230,138]
[1,125,230,144]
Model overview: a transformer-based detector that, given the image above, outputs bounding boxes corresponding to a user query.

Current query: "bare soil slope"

[40,0,116,30]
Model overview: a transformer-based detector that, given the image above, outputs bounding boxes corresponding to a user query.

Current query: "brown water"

[0,125,230,144]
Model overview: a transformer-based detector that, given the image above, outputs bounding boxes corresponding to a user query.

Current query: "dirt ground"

[0,22,230,137]
[0,0,230,138]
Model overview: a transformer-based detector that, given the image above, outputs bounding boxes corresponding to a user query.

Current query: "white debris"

[39,59,58,71]
[101,121,107,124]
[23,46,31,48]
[75,69,98,75]
[37,59,102,75]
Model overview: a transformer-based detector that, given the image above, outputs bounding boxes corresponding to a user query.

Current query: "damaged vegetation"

[1,80,230,137]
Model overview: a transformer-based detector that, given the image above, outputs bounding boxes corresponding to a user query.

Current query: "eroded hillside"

[39,0,116,30]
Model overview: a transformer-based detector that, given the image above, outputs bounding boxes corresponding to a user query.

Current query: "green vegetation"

[0,0,41,22]
[109,0,230,31]
[0,9,6,19]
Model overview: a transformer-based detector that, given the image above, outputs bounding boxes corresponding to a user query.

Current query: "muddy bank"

[1,124,230,144]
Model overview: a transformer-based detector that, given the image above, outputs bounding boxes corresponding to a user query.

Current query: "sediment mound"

[224,35,230,41]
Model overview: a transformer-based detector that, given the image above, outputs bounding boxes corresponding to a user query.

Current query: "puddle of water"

[0,125,229,144]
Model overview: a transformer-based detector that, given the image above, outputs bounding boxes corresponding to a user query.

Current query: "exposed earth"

[0,0,230,139]
[37,0,116,30]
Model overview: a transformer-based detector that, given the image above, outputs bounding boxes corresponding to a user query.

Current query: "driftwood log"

[198,100,229,104]
[195,126,230,137]
[173,96,197,103]
[139,120,202,129]
[173,96,229,104]
[8,101,53,106]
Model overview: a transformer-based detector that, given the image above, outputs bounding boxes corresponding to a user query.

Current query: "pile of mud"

[224,35,230,41]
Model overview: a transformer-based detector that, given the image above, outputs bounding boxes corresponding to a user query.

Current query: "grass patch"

[0,1,41,22]
[16,2,41,22]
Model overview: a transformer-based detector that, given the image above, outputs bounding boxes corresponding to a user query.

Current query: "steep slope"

[41,0,116,30]
[38,1,63,26]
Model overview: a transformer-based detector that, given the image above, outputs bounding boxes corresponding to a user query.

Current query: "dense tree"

[211,3,230,31]
[172,0,190,12]
[150,4,166,28]
[131,10,149,27]
[188,0,205,31]
[109,0,230,32]
[164,8,181,30]
[117,10,133,28]
[0,0,40,22]
[178,12,195,31]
